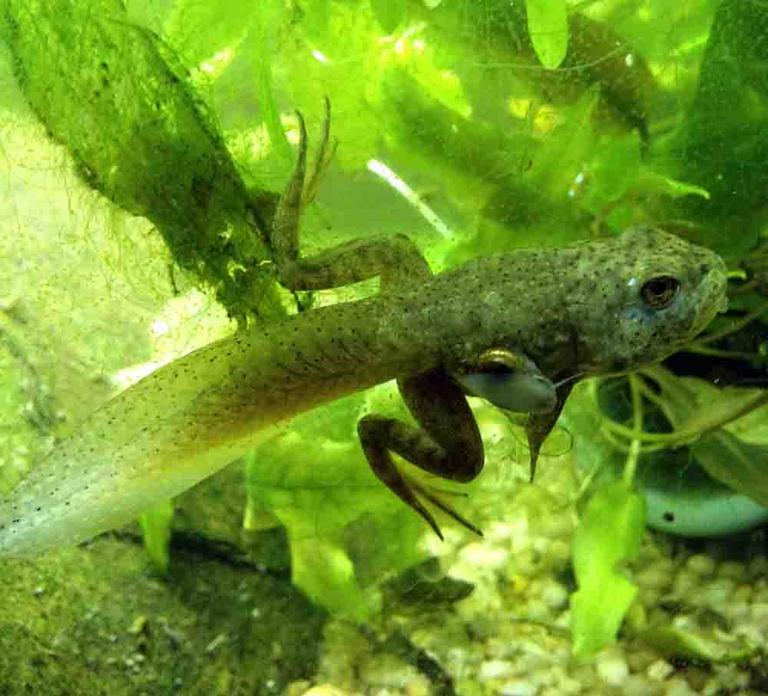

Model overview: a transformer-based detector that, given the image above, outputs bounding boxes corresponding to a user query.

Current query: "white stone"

[499,680,539,696]
[458,541,511,570]
[540,580,568,610]
[595,647,629,687]
[646,659,674,681]
[479,659,514,681]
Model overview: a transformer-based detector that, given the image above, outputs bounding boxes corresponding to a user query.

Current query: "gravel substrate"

[285,451,768,695]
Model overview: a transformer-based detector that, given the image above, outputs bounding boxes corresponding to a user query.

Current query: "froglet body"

[0,120,728,554]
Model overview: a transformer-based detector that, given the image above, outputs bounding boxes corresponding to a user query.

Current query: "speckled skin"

[0,225,727,555]
[0,121,728,554]
[432,227,727,378]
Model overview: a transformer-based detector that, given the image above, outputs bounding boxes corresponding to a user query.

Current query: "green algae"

[0,537,324,694]
[2,0,282,324]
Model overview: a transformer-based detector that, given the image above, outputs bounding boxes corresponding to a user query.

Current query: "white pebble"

[646,659,674,681]
[663,676,698,695]
[479,659,514,681]
[525,599,551,622]
[500,680,539,696]
[458,542,510,570]
[595,647,629,687]
[685,554,715,576]
[620,674,663,696]
[540,580,569,610]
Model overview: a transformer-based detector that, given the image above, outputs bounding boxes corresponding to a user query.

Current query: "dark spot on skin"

[663,511,675,522]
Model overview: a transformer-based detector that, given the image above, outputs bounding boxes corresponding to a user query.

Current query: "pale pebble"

[485,521,518,543]
[595,647,629,687]
[621,674,663,696]
[524,599,551,622]
[458,542,510,571]
[358,654,420,689]
[635,565,673,590]
[663,676,698,695]
[547,539,571,566]
[647,659,674,681]
[540,580,568,610]
[479,659,514,681]
[500,680,539,696]
[685,554,716,577]
[300,686,347,696]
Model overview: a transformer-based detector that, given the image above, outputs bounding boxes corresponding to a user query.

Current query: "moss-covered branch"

[2,0,283,324]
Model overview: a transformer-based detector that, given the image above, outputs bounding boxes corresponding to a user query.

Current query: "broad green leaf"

[165,0,256,72]
[526,0,569,69]
[643,366,768,506]
[673,0,768,255]
[290,536,380,622]
[570,481,645,658]
[694,432,768,507]
[245,385,428,620]
[281,2,384,170]
[138,500,175,574]
[371,0,406,34]
[644,366,768,442]
[580,135,642,228]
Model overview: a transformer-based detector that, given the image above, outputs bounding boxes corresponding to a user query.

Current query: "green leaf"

[371,0,406,34]
[165,0,256,71]
[580,135,642,225]
[643,367,768,506]
[290,535,380,622]
[635,171,710,200]
[138,499,175,574]
[570,481,645,658]
[526,0,569,69]
[639,624,754,664]
[694,432,768,507]
[245,385,429,620]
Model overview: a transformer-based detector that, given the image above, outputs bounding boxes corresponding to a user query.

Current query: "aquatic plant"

[0,0,766,673]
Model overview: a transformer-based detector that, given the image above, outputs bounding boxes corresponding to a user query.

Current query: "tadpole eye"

[640,275,680,309]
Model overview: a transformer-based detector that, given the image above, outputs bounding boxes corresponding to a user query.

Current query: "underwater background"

[1,0,768,693]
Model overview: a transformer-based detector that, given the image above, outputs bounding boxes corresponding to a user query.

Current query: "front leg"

[358,368,484,539]
[270,108,431,293]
